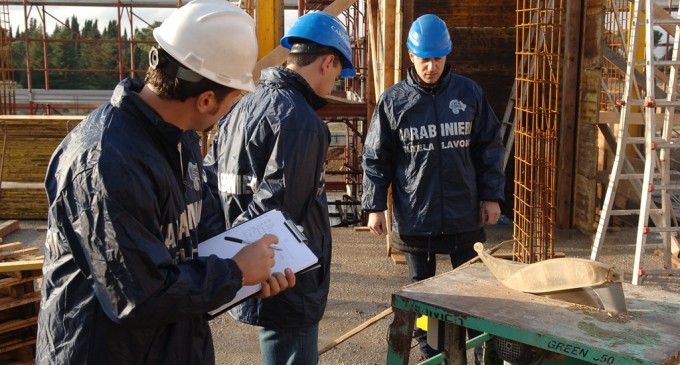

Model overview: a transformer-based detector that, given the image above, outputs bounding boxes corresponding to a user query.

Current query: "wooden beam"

[0,220,20,239]
[572,0,605,233]
[318,307,393,355]
[393,0,403,84]
[256,0,283,60]
[401,0,413,81]
[650,2,679,35]
[556,0,583,228]
[0,259,43,273]
[252,0,358,84]
[380,0,396,90]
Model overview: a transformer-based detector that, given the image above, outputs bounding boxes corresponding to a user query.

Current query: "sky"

[7,4,298,35]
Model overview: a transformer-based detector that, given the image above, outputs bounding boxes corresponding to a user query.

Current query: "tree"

[13,15,160,90]
[14,18,47,89]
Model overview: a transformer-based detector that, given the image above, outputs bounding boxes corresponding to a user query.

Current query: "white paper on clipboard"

[198,209,319,316]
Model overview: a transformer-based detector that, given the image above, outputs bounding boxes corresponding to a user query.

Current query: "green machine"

[385,263,680,365]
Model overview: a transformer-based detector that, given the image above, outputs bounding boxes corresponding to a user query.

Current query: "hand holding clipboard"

[198,209,318,316]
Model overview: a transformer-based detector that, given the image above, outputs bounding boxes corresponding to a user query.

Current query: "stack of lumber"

[0,116,83,219]
[0,115,215,219]
[0,220,43,365]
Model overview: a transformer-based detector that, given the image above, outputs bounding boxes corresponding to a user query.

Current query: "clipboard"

[198,209,319,317]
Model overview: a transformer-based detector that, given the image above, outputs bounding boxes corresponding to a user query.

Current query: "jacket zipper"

[432,93,445,237]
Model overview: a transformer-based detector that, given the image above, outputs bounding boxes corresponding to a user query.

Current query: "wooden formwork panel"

[0,117,78,219]
[0,116,214,220]
[0,117,81,182]
[0,190,47,220]
[415,0,516,28]
[450,27,516,116]
[408,5,516,119]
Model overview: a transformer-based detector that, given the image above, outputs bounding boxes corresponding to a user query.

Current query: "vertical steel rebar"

[513,0,562,263]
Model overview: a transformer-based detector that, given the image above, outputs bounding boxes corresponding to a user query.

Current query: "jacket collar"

[260,67,329,110]
[406,64,452,94]
[111,78,184,147]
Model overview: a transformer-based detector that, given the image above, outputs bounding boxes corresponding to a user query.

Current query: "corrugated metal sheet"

[14,89,112,106]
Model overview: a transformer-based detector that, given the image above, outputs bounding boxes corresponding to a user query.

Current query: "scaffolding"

[0,1,15,115]
[0,0,368,223]
[512,0,563,263]
[1,0,184,114]
[301,0,368,226]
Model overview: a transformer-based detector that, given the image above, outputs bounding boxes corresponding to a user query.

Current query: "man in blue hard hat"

[204,11,354,365]
[362,13,505,363]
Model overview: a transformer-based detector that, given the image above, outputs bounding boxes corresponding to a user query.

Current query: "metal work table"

[386,263,680,365]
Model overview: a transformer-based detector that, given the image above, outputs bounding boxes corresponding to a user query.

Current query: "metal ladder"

[592,0,680,285]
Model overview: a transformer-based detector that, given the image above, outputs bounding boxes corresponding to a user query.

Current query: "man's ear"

[322,54,336,74]
[194,90,216,113]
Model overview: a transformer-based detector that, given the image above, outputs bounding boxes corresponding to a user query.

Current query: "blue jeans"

[405,246,482,363]
[258,323,319,365]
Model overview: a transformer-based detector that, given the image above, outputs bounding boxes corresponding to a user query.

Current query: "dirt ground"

[3,220,679,364]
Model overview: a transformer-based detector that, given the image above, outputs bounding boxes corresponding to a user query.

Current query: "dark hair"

[144,50,234,102]
[285,38,343,69]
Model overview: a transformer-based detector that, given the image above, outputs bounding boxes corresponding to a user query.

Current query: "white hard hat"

[153,0,258,92]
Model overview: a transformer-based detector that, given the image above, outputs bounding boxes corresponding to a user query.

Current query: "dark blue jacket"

[362,66,505,236]
[204,67,332,329]
[37,78,239,365]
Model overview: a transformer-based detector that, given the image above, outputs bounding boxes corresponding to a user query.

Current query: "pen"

[223,236,283,251]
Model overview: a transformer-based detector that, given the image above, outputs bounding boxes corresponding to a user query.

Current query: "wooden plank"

[0,222,20,240]
[0,318,38,336]
[0,292,40,312]
[251,0,357,85]
[0,115,82,121]
[0,273,42,291]
[0,337,36,355]
[319,307,393,354]
[0,248,39,261]
[0,243,22,252]
[0,260,43,274]
[0,182,44,190]
[390,250,406,265]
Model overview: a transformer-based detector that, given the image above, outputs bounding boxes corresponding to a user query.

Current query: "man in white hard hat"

[203,11,355,365]
[35,1,295,364]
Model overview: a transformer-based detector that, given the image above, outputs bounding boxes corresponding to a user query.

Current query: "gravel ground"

[3,220,679,364]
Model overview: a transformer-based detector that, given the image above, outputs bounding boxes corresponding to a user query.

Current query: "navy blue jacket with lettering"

[203,67,332,329]
[362,66,505,236]
[36,78,241,365]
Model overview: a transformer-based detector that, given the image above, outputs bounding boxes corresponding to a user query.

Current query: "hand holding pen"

[230,234,295,295]
[224,235,283,251]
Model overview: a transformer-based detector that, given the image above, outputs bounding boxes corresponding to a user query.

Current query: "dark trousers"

[404,245,483,361]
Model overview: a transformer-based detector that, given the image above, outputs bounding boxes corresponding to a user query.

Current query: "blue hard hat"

[280,12,355,78]
[407,14,452,58]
